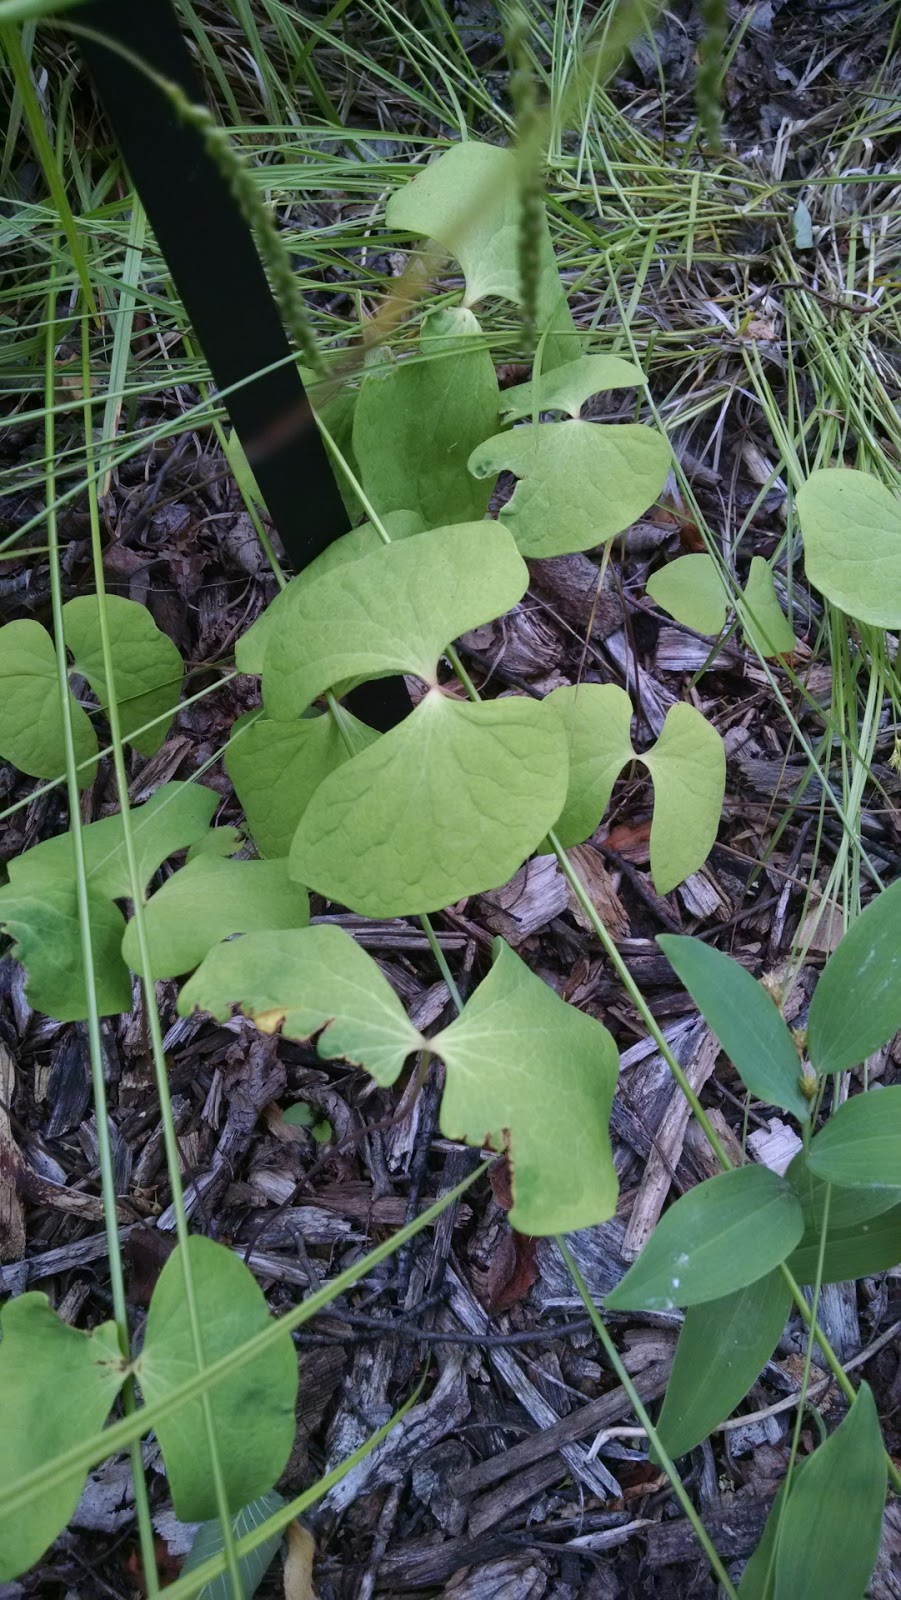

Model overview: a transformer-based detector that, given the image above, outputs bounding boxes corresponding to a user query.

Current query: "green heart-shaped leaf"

[352,307,500,528]
[178,923,424,1084]
[138,1237,298,1521]
[499,354,645,422]
[0,1295,125,1581]
[236,510,424,677]
[385,140,580,369]
[741,557,795,658]
[0,783,218,1020]
[740,1383,885,1600]
[605,1165,804,1311]
[796,466,901,626]
[806,1085,901,1191]
[657,935,810,1120]
[543,688,724,891]
[225,709,378,858]
[0,618,97,784]
[646,554,727,635]
[432,939,619,1234]
[469,419,671,558]
[807,878,901,1074]
[642,703,725,894]
[122,856,309,979]
[63,594,183,755]
[655,1271,790,1461]
[262,523,528,719]
[544,683,635,848]
[290,690,568,917]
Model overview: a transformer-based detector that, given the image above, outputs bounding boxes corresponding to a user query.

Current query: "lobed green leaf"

[641,702,725,894]
[289,691,568,917]
[740,558,795,658]
[261,523,528,719]
[499,353,645,422]
[0,618,97,785]
[225,709,378,858]
[432,938,619,1235]
[468,419,671,558]
[63,594,183,756]
[178,923,424,1085]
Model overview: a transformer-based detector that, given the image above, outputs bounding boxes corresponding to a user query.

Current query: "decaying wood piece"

[643,1494,774,1566]
[622,1026,718,1261]
[445,1268,622,1501]
[0,1040,25,1261]
[478,855,569,945]
[527,553,624,641]
[450,1357,672,1499]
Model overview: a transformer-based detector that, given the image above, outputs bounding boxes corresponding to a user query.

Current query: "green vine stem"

[77,318,245,1599]
[37,282,158,1590]
[558,1237,739,1599]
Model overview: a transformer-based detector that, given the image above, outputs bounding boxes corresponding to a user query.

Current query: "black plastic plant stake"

[77,0,410,730]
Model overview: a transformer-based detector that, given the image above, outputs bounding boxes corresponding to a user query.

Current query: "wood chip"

[0,1040,25,1262]
[478,855,569,945]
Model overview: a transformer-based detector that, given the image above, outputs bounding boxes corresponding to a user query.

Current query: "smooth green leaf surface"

[290,690,569,917]
[768,1383,885,1600]
[262,523,528,718]
[385,139,580,369]
[499,354,645,421]
[122,856,310,979]
[432,938,619,1234]
[741,558,795,658]
[0,881,130,1020]
[655,1272,790,1460]
[63,594,183,755]
[225,709,378,857]
[807,1086,901,1191]
[797,467,901,626]
[0,1294,125,1580]
[642,703,725,894]
[543,688,724,889]
[604,1165,804,1311]
[646,554,727,635]
[0,783,218,1020]
[0,618,97,784]
[807,879,901,1073]
[469,419,671,558]
[181,1491,286,1600]
[544,683,634,848]
[7,781,217,899]
[138,1237,297,1520]
[785,1200,901,1284]
[656,936,810,1120]
[786,1142,901,1281]
[179,924,424,1084]
[353,307,500,527]
[236,510,424,676]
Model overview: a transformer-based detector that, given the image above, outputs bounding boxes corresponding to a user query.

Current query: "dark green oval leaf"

[807,879,901,1074]
[806,1085,901,1191]
[655,1271,790,1460]
[656,936,809,1121]
[604,1166,804,1312]
[743,1383,886,1600]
